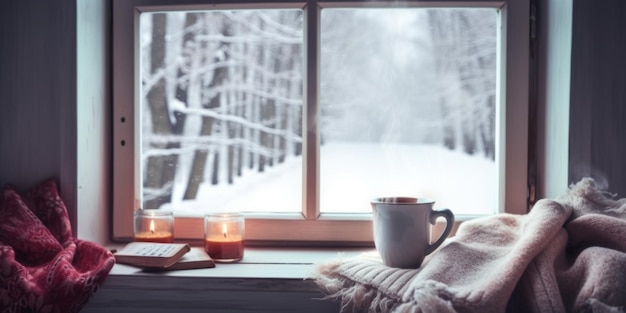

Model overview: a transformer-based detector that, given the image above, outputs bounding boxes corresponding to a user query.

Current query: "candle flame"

[149,219,155,234]
[222,223,228,238]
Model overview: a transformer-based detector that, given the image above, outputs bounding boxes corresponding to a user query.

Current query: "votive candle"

[204,212,244,262]
[134,209,174,243]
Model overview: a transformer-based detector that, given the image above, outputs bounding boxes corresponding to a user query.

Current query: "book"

[114,242,191,268]
[143,247,215,271]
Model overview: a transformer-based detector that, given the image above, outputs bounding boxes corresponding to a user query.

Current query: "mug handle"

[425,209,455,255]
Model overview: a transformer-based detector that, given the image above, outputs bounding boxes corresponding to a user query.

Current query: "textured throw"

[0,179,115,313]
[313,178,626,313]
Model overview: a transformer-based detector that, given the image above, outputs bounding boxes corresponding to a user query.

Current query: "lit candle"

[204,213,244,262]
[134,209,174,243]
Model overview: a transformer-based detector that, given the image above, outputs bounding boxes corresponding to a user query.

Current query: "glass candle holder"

[204,212,245,262]
[134,209,174,243]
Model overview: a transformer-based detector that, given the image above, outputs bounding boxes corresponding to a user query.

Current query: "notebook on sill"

[114,242,191,268]
[144,247,216,271]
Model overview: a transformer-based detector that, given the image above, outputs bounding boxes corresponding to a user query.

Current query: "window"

[113,0,530,244]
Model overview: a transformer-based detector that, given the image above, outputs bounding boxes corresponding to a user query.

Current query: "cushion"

[0,179,115,313]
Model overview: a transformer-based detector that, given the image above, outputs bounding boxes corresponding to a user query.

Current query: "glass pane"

[140,10,304,214]
[320,8,498,215]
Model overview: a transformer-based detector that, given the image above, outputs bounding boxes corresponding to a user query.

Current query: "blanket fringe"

[583,298,626,313]
[560,178,626,218]
[313,258,406,312]
[336,283,399,313]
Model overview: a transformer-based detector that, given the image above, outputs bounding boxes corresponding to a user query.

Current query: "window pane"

[320,8,498,215]
[139,10,304,214]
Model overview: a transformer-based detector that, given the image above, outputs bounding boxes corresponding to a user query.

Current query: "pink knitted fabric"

[0,179,115,313]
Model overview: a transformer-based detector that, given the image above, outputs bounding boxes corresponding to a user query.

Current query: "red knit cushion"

[0,179,115,313]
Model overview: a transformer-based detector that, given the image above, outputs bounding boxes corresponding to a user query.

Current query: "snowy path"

[168,142,497,216]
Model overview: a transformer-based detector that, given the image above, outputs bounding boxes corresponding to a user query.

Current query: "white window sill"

[83,247,373,313]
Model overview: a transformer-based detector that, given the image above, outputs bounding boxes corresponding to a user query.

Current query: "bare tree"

[143,13,185,210]
[183,12,231,198]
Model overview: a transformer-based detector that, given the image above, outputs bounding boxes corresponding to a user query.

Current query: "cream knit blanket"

[313,178,626,313]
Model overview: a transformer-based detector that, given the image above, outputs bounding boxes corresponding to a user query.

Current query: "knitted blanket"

[0,179,115,313]
[313,178,626,313]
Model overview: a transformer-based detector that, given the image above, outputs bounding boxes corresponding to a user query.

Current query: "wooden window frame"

[112,0,530,244]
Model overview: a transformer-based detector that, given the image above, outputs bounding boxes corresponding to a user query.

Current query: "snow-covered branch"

[172,105,303,142]
[142,136,291,161]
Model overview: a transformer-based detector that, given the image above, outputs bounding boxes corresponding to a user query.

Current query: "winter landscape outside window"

[140,8,497,215]
[113,0,530,242]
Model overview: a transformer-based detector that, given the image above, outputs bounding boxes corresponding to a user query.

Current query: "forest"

[140,8,497,213]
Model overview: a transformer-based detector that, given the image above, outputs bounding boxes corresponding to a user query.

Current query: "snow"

[148,9,500,218]
[166,141,497,217]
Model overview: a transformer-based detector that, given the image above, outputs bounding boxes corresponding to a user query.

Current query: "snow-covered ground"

[166,141,497,216]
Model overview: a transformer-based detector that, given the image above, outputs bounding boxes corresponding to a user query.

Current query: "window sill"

[82,247,373,313]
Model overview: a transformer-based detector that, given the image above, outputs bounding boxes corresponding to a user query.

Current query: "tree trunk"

[144,13,181,210]
[184,13,230,199]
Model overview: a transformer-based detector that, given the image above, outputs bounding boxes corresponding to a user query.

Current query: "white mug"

[371,197,454,269]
